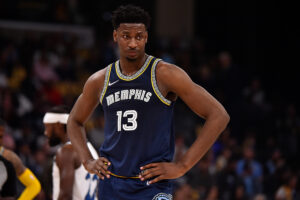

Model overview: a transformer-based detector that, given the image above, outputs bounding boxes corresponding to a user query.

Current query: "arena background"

[0,0,299,199]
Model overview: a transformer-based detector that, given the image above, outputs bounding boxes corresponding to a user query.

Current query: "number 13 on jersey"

[116,110,138,131]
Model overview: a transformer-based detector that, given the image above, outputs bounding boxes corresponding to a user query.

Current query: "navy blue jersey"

[100,55,175,177]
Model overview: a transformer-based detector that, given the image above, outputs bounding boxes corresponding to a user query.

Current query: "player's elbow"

[18,168,41,199]
[224,111,230,126]
[35,179,42,195]
[67,113,83,128]
[218,109,230,129]
[67,114,82,136]
[210,106,230,131]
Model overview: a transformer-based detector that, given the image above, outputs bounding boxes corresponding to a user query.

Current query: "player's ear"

[113,30,117,42]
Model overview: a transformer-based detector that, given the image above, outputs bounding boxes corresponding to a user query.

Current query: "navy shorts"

[98,176,173,200]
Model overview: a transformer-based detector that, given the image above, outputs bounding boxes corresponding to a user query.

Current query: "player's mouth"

[127,50,138,56]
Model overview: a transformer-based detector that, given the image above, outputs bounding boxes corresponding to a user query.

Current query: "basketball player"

[0,118,41,200]
[43,106,99,200]
[67,5,230,200]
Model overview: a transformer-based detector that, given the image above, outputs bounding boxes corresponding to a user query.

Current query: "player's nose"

[128,38,138,49]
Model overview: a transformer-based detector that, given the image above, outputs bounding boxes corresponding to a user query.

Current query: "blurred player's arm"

[3,149,41,200]
[67,68,111,180]
[55,144,79,200]
[140,62,230,184]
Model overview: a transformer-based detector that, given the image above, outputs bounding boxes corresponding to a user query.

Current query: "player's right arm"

[67,68,111,180]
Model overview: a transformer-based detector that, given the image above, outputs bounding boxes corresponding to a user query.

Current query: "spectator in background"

[188,157,215,199]
[236,147,263,198]
[275,173,298,200]
[34,52,58,83]
[174,183,198,200]
[234,184,247,200]
[216,157,242,200]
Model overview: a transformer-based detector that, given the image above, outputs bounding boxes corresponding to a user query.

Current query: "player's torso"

[52,142,99,200]
[0,155,17,197]
[100,55,175,177]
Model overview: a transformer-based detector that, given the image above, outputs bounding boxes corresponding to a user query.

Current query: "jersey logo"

[152,193,173,200]
[108,80,119,86]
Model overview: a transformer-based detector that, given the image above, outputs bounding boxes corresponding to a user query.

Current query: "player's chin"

[126,55,139,61]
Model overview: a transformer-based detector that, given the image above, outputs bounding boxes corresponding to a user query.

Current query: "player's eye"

[122,35,129,39]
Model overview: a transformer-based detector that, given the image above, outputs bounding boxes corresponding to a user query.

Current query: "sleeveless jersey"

[52,142,99,200]
[100,55,175,177]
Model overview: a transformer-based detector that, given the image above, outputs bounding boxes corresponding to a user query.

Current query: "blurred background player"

[0,118,41,200]
[43,105,99,200]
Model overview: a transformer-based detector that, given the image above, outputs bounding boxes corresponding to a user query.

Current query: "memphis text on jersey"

[106,89,152,106]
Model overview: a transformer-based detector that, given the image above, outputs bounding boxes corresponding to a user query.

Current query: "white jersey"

[52,142,99,200]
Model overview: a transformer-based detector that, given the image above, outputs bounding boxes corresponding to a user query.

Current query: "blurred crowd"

[0,24,299,200]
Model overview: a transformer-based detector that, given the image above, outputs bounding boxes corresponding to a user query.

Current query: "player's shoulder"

[56,144,81,167]
[3,148,20,163]
[156,60,184,79]
[57,143,76,157]
[2,148,25,174]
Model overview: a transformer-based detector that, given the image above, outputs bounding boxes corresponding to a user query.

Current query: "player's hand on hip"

[83,157,111,180]
[139,162,186,184]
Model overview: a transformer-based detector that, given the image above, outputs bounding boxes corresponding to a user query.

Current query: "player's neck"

[119,54,147,76]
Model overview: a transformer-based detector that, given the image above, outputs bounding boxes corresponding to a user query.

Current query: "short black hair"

[112,5,151,30]
[48,105,69,114]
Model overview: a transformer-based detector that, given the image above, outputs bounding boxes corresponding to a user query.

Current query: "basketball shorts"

[98,175,173,200]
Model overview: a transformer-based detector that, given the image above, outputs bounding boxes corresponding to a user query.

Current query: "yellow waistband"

[109,171,140,179]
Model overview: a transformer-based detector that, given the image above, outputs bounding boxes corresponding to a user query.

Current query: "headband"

[43,113,69,124]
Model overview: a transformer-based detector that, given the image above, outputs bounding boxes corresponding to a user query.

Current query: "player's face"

[44,123,61,146]
[0,126,4,146]
[113,23,148,61]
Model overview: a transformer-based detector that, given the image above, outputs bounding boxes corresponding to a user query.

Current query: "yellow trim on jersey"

[18,168,41,200]
[100,64,112,104]
[151,59,171,106]
[115,57,154,81]
[109,171,140,179]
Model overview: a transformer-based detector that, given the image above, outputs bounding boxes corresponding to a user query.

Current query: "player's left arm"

[3,149,41,200]
[55,145,80,200]
[140,62,230,184]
